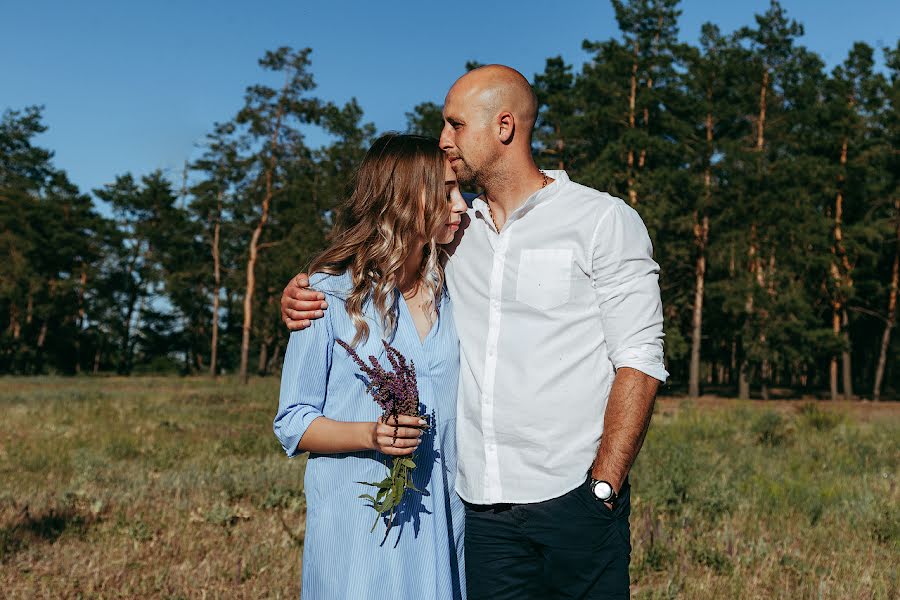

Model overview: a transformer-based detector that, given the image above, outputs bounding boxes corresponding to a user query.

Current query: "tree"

[873,41,900,400]
[233,47,322,384]
[191,121,246,376]
[534,57,577,171]
[405,102,444,138]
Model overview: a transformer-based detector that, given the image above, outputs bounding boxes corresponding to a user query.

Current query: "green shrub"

[797,403,843,431]
[104,436,141,460]
[260,487,305,510]
[751,410,789,446]
[692,545,733,575]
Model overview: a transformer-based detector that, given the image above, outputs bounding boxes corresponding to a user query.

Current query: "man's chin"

[454,168,477,187]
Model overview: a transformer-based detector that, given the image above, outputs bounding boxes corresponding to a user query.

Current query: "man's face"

[439,86,492,187]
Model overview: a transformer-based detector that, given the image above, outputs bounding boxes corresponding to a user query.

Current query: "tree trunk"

[9,304,21,340]
[830,305,840,401]
[689,104,714,399]
[257,337,269,375]
[122,294,146,374]
[689,214,708,398]
[636,16,660,173]
[741,69,769,401]
[75,266,87,374]
[240,74,291,384]
[209,191,222,377]
[756,70,768,152]
[120,241,144,374]
[93,343,101,374]
[841,308,853,400]
[738,362,750,400]
[831,137,854,401]
[626,40,639,206]
[873,200,900,401]
[555,124,565,171]
[268,342,283,374]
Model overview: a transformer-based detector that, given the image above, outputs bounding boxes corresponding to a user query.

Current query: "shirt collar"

[472,170,569,227]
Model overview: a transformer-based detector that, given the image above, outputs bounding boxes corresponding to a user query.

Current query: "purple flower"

[336,338,425,534]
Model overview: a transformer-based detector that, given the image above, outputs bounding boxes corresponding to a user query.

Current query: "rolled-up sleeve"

[591,202,668,383]
[274,305,333,457]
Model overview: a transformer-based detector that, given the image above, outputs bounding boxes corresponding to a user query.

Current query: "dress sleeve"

[273,300,334,457]
[591,202,669,383]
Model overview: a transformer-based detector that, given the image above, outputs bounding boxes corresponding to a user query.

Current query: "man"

[281,65,667,599]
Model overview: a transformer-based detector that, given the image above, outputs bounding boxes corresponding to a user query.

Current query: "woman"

[274,133,468,599]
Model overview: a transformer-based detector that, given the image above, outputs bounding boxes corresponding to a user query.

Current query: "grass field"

[0,377,897,599]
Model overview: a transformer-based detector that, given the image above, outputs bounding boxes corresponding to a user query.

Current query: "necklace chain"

[489,171,550,232]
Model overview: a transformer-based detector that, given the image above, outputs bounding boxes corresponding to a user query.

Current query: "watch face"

[593,481,612,501]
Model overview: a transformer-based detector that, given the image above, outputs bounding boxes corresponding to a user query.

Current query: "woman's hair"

[307,133,447,346]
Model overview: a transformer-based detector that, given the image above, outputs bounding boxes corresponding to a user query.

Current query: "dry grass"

[0,377,897,598]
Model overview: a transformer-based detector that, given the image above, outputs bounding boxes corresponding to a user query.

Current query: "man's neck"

[481,162,550,230]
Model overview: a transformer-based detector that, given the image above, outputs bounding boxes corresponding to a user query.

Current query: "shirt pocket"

[515,248,573,310]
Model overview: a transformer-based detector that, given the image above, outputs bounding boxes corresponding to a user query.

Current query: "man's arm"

[590,202,668,500]
[590,367,659,494]
[281,273,329,330]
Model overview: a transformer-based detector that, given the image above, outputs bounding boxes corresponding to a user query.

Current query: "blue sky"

[2,0,897,199]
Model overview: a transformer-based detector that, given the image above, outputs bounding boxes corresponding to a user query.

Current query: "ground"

[0,377,897,599]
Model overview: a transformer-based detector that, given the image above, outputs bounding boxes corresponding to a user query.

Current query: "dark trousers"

[464,478,631,600]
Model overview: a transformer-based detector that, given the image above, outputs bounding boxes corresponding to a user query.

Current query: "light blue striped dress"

[275,271,465,600]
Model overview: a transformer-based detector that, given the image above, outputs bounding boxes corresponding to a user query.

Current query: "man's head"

[440,64,538,187]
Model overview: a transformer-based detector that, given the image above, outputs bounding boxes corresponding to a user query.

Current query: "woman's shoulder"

[309,271,354,301]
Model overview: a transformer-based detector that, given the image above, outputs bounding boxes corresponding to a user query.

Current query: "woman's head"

[309,133,465,345]
[335,133,448,250]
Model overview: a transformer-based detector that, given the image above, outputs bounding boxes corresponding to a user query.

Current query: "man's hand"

[281,273,329,330]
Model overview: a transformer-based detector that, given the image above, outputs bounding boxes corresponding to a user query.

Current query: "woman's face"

[434,159,468,245]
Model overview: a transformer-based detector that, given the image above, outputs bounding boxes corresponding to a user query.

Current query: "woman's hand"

[367,415,428,456]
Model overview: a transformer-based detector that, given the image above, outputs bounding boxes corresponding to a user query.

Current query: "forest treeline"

[2,1,898,400]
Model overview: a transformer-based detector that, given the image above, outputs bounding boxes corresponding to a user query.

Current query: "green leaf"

[357,479,392,490]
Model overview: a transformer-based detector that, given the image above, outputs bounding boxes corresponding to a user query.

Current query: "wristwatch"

[590,479,618,505]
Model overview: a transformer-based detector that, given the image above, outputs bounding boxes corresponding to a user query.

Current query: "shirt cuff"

[610,346,669,383]
[275,412,323,458]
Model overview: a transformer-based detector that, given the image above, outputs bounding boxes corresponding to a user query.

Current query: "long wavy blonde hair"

[308,133,447,346]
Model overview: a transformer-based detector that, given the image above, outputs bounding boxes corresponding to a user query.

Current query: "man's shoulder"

[563,179,627,212]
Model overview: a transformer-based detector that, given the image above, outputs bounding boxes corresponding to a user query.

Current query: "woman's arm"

[296,414,426,456]
[274,294,425,457]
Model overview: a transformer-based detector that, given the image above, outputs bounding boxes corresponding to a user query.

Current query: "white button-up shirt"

[444,170,668,504]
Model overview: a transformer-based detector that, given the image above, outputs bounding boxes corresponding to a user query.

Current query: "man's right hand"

[281,273,329,330]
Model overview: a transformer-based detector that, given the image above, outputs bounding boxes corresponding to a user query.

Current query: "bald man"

[281,65,667,599]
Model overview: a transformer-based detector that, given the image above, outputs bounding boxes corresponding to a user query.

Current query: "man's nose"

[439,124,452,150]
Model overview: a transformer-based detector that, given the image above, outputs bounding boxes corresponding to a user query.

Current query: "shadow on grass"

[0,503,97,561]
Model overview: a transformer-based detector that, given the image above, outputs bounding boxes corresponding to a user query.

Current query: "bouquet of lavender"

[336,338,425,532]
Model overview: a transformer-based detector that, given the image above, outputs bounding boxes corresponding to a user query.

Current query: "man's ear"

[498,111,515,144]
